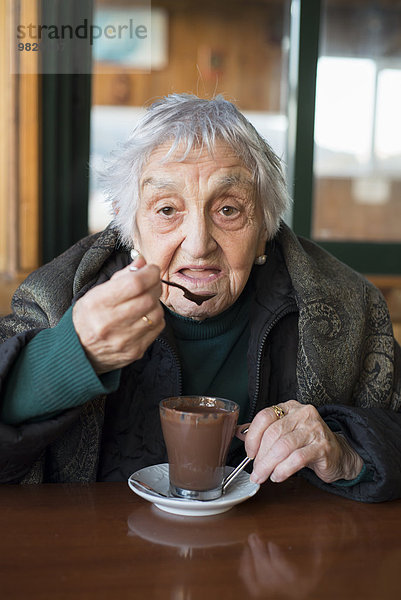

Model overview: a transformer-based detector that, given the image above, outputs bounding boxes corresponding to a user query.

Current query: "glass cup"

[159,396,239,500]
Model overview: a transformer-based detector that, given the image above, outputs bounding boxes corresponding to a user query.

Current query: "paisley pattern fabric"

[279,227,399,411]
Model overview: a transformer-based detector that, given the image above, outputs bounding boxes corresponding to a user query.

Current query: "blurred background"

[1,0,400,341]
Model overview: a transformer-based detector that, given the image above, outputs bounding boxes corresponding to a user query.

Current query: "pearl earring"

[254,254,267,266]
[130,249,140,260]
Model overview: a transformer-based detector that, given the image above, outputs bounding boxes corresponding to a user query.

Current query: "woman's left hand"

[237,400,364,485]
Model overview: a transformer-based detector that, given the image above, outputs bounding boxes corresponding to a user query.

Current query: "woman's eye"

[158,206,176,217]
[219,205,238,217]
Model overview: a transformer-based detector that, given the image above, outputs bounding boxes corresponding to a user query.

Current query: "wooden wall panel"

[0,0,12,274]
[18,72,40,272]
[17,0,40,273]
[92,0,285,111]
[0,0,40,314]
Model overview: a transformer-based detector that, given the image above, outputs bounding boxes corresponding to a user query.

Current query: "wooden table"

[1,477,400,600]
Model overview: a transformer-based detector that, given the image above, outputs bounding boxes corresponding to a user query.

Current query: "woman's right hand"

[72,255,165,374]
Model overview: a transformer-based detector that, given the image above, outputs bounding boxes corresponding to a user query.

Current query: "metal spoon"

[130,477,181,499]
[222,427,253,493]
[222,456,253,493]
[161,279,216,306]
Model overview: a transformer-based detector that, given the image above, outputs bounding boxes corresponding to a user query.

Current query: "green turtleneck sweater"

[165,288,252,424]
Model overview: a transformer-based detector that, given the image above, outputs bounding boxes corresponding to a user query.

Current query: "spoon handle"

[222,426,252,493]
[161,279,186,292]
[130,477,190,501]
[222,456,253,493]
[130,478,170,498]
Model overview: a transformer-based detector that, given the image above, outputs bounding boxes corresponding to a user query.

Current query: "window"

[313,56,401,243]
[291,0,401,274]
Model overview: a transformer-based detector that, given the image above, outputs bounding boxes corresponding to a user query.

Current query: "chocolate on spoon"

[129,251,215,306]
[161,279,216,306]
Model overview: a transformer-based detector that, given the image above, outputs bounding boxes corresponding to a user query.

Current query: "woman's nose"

[180,213,217,258]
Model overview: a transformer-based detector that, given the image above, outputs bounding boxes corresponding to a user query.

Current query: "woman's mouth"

[177,267,221,286]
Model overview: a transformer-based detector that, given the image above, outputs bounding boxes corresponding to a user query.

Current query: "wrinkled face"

[134,141,268,319]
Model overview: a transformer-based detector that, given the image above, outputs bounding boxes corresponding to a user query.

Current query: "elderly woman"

[0,94,400,500]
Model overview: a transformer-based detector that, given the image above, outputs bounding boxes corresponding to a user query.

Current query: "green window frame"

[288,0,401,275]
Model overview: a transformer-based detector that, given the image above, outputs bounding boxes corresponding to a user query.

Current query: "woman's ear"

[253,226,268,265]
[131,219,141,253]
[256,225,268,258]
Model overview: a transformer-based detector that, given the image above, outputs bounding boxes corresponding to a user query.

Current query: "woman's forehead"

[144,138,246,167]
[140,140,251,185]
[139,168,254,200]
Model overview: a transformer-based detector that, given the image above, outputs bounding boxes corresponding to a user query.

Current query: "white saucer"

[128,463,259,517]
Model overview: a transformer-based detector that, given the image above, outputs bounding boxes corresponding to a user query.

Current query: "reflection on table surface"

[1,476,401,599]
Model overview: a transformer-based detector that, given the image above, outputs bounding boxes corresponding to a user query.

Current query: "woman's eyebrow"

[214,174,254,191]
[141,173,254,194]
[141,177,179,192]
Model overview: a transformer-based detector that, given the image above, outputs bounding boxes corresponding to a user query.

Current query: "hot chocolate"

[160,396,239,500]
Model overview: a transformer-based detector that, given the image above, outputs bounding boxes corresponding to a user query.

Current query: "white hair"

[99,93,291,248]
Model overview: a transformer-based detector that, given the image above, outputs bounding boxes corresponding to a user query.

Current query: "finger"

[128,317,166,359]
[136,302,165,332]
[270,445,313,483]
[130,253,147,270]
[75,291,164,358]
[109,298,165,340]
[245,406,285,459]
[111,254,147,281]
[92,305,166,373]
[87,281,162,333]
[118,283,163,323]
[253,420,327,484]
[245,401,301,460]
[251,427,307,484]
[106,264,162,305]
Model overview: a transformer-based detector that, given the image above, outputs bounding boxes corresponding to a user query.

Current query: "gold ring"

[272,405,285,420]
[142,315,153,326]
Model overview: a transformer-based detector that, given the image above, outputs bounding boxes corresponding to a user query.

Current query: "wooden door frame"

[0,0,40,280]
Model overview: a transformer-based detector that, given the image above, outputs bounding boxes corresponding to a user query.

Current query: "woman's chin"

[163,295,228,321]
